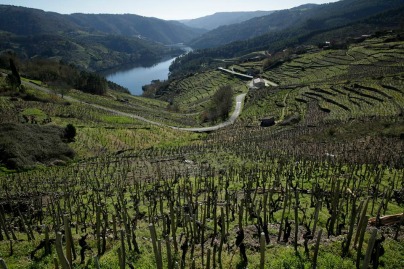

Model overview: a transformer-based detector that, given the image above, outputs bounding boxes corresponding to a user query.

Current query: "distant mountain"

[188,0,404,49]
[69,14,205,44]
[179,11,275,31]
[187,4,318,49]
[0,5,203,44]
[0,5,204,71]
[170,0,404,76]
[0,5,77,35]
[0,32,181,71]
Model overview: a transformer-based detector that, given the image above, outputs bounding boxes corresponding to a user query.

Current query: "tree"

[213,85,234,120]
[48,80,70,99]
[76,71,107,95]
[202,85,234,122]
[7,58,21,89]
[64,124,76,142]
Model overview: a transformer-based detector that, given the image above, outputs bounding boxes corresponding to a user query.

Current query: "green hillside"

[188,0,404,49]
[0,5,203,44]
[179,11,275,31]
[0,5,202,71]
[170,0,404,77]
[242,33,404,124]
[0,32,182,72]
[0,2,403,269]
[69,13,205,44]
[0,31,403,268]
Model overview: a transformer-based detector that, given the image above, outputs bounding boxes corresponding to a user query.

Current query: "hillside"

[0,5,203,44]
[179,11,274,31]
[0,32,183,72]
[69,13,205,44]
[188,4,318,49]
[170,2,404,77]
[188,0,404,49]
[0,30,403,268]
[0,5,77,36]
[0,0,403,268]
[0,5,203,71]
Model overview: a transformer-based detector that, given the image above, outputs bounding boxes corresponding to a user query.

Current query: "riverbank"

[105,46,192,95]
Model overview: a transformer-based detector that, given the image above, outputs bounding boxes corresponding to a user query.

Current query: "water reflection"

[105,46,192,95]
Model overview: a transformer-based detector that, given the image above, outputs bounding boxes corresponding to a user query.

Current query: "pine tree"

[7,58,21,89]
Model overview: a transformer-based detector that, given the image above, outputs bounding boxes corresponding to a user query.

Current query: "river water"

[105,46,191,95]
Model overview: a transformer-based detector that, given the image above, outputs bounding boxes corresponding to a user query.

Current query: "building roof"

[253,78,265,84]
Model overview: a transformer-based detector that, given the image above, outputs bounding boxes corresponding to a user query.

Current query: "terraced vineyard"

[0,32,403,269]
[166,70,248,114]
[0,82,201,159]
[241,34,404,125]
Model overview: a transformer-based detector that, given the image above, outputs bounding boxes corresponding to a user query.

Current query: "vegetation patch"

[0,123,75,170]
[200,85,234,122]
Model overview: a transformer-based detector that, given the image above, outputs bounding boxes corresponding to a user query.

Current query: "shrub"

[202,85,234,122]
[76,71,107,95]
[6,58,21,89]
[64,124,77,142]
[0,123,75,170]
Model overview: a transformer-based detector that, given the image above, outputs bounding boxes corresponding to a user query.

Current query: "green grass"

[100,115,138,124]
[20,108,47,117]
[21,77,43,86]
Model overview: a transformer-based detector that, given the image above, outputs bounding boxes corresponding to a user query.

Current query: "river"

[105,46,191,95]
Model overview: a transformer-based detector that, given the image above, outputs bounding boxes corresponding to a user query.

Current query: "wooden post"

[166,235,173,269]
[96,205,101,256]
[206,248,211,269]
[45,225,51,255]
[356,216,369,269]
[149,223,163,269]
[361,229,377,269]
[0,258,9,269]
[170,201,178,253]
[55,232,71,269]
[342,197,357,256]
[93,256,101,269]
[278,193,288,242]
[120,230,126,269]
[53,257,59,269]
[260,232,266,269]
[63,216,72,266]
[354,198,369,248]
[312,229,322,269]
[218,208,225,266]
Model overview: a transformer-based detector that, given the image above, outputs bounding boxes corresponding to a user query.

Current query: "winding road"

[22,80,247,132]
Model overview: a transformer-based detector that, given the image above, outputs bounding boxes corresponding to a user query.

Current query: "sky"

[0,0,339,20]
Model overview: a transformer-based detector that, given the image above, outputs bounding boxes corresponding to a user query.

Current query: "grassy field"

[0,32,403,269]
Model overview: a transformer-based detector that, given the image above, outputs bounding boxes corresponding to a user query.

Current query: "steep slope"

[69,14,205,44]
[189,0,404,49]
[0,5,199,71]
[0,5,77,35]
[170,1,404,76]
[179,11,274,31]
[0,5,204,44]
[0,32,180,71]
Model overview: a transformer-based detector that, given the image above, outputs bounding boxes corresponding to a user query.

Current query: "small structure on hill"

[260,117,275,127]
[253,78,266,88]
